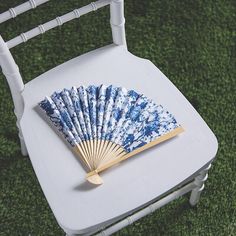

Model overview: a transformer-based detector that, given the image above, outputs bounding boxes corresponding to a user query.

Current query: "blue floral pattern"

[70,86,88,140]
[102,85,118,139]
[39,85,180,153]
[39,96,77,146]
[96,85,107,139]
[51,92,81,144]
[61,89,84,141]
[78,86,92,140]
[86,85,98,139]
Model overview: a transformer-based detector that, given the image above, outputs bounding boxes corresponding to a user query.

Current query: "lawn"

[0,0,235,235]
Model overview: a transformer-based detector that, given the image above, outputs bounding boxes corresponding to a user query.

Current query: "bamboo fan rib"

[39,84,184,185]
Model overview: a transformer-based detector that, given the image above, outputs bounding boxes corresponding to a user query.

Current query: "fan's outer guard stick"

[86,126,184,178]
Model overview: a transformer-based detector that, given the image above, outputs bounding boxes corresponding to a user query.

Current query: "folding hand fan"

[39,84,184,185]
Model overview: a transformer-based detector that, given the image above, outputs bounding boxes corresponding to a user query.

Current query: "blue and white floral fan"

[39,84,184,185]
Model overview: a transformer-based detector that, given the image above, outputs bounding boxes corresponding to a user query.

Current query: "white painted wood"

[20,44,218,234]
[190,163,212,206]
[110,0,126,46]
[0,36,27,155]
[0,0,49,24]
[95,182,196,236]
[6,0,111,49]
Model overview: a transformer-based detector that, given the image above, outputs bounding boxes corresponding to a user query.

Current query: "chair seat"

[20,44,218,234]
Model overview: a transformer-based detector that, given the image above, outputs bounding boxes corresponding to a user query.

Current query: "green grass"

[0,0,235,235]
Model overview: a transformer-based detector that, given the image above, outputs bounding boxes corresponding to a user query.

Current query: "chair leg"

[189,163,212,206]
[19,132,28,156]
[17,121,28,156]
[14,107,28,156]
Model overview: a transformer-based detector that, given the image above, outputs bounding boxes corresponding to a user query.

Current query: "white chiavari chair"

[0,0,218,235]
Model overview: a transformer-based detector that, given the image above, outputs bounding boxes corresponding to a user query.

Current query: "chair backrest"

[0,0,126,122]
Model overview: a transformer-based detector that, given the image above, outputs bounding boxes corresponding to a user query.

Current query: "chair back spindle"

[0,0,49,24]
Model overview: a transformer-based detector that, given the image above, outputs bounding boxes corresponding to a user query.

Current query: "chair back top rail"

[6,0,111,49]
[0,0,49,24]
